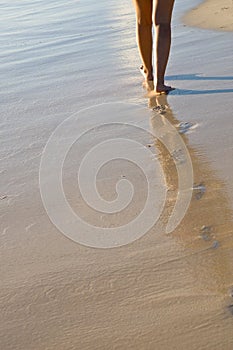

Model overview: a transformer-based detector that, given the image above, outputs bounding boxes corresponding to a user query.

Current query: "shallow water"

[1,0,233,349]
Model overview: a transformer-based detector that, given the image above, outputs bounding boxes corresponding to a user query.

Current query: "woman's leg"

[153,0,175,92]
[132,0,153,81]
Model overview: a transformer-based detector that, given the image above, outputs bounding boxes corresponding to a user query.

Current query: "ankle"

[147,73,154,81]
[141,66,153,81]
[156,78,165,86]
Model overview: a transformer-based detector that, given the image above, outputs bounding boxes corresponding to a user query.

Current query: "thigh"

[132,0,153,25]
[154,0,175,25]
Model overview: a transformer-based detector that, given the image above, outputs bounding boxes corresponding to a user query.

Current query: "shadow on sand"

[166,73,233,95]
[170,88,233,95]
[166,73,233,81]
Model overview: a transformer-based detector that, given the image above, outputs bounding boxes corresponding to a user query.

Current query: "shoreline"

[182,0,233,32]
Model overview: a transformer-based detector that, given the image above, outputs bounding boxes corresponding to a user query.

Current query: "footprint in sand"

[200,225,213,241]
[211,240,219,249]
[199,226,219,249]
[193,183,206,200]
[152,104,167,114]
[171,148,187,164]
[177,122,197,134]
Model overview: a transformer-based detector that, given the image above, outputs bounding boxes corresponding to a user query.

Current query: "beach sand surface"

[1,0,233,349]
[183,0,233,31]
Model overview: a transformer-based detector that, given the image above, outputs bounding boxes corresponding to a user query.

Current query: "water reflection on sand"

[149,93,233,300]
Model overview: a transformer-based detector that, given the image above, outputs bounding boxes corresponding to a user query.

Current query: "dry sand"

[183,0,233,31]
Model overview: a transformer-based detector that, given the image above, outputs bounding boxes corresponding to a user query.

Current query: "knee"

[136,14,152,27]
[153,15,171,29]
[153,21,171,32]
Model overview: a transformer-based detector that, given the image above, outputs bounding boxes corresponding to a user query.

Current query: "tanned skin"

[132,0,175,93]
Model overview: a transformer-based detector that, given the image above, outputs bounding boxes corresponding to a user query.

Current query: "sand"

[1,0,233,349]
[183,0,233,31]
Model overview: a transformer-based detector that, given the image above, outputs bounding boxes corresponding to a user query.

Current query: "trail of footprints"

[150,105,232,316]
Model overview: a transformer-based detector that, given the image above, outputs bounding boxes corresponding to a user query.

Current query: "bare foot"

[142,80,154,92]
[156,83,175,95]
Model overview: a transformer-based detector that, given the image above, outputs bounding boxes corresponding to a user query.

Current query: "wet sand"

[1,0,233,349]
[183,0,233,32]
